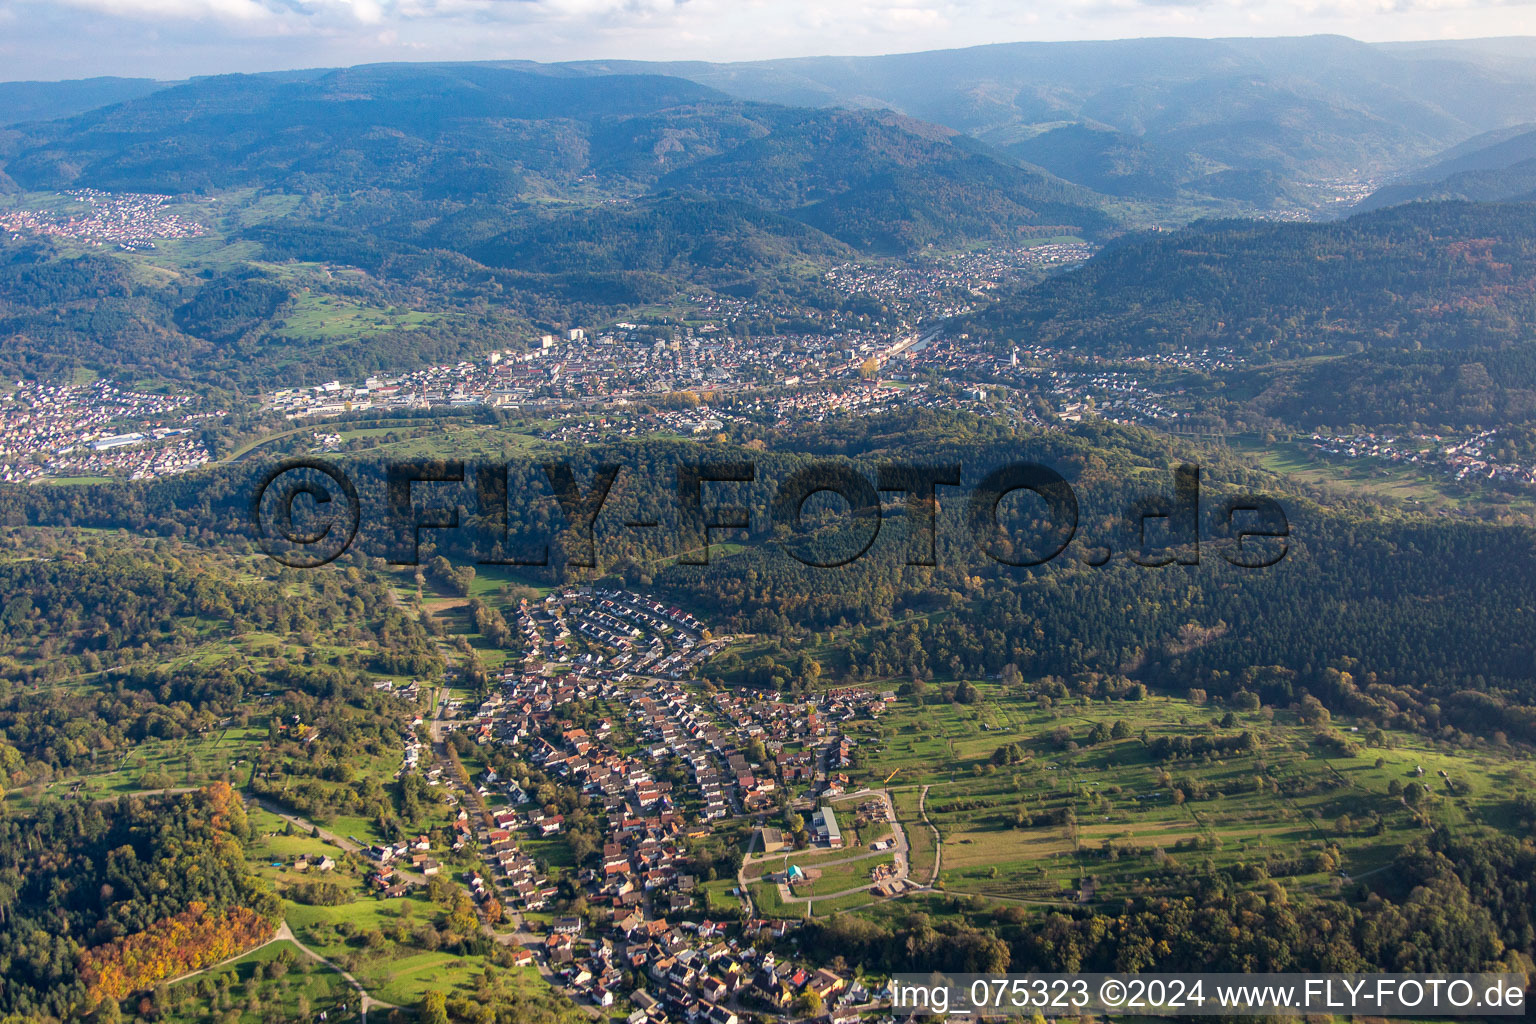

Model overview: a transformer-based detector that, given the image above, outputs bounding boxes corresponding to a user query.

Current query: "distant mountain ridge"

[7,37,1536,213]
[1412,123,1536,177]
[1,65,728,194]
[527,36,1536,203]
[0,77,171,126]
[1360,125,1536,209]
[5,43,1536,390]
[0,63,1112,258]
[0,62,1115,386]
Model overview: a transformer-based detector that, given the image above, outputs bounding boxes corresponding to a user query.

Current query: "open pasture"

[859,689,1533,906]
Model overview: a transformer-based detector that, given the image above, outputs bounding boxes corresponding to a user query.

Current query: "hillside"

[1361,126,1536,209]
[1361,161,1536,210]
[11,39,1536,216]
[1412,123,1536,179]
[1241,344,1536,432]
[1,65,728,195]
[545,36,1536,205]
[0,62,1124,385]
[2,63,1113,254]
[458,192,857,283]
[1001,124,1212,200]
[655,107,1110,251]
[962,201,1536,358]
[0,76,171,126]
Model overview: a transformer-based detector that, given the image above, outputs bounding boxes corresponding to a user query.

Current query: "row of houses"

[428,587,904,1019]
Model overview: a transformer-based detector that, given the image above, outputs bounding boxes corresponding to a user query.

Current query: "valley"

[7,35,1536,1024]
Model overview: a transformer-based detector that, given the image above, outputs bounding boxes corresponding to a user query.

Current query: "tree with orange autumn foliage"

[78,902,275,1007]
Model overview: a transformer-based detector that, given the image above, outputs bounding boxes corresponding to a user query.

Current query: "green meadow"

[853,687,1531,906]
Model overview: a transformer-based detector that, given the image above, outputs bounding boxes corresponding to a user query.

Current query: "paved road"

[741,789,913,912]
[734,827,760,918]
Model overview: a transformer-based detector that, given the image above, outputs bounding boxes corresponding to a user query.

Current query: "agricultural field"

[852,687,1534,907]
[891,787,939,884]
[276,290,446,343]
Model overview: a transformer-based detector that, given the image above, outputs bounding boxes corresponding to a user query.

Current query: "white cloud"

[2,0,1533,79]
[51,0,279,21]
[864,1,953,33]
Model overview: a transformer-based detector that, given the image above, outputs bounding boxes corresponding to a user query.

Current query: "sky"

[0,0,1533,82]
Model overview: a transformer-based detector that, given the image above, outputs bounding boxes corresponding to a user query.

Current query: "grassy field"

[701,878,743,915]
[1227,434,1536,514]
[743,842,885,882]
[17,724,264,807]
[159,940,355,1024]
[789,854,895,897]
[323,420,550,462]
[33,475,115,485]
[746,878,802,919]
[282,888,561,1007]
[892,786,939,883]
[278,291,444,342]
[809,889,882,916]
[852,687,1534,906]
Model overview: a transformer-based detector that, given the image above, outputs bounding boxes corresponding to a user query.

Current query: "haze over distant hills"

[0,77,169,126]
[1360,123,1536,208]
[6,36,1536,396]
[8,36,1536,210]
[541,36,1536,193]
[0,63,1109,257]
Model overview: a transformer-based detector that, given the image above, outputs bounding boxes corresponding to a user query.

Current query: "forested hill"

[0,62,1121,385]
[0,76,171,127]
[0,63,1113,255]
[12,413,1536,749]
[1358,125,1536,210]
[1363,161,1536,210]
[548,36,1536,202]
[961,201,1536,358]
[13,38,1536,210]
[2,65,726,194]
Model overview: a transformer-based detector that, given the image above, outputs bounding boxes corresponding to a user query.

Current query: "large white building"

[813,806,843,849]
